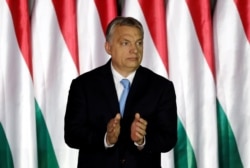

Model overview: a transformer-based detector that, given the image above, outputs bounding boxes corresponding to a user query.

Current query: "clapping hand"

[131,113,147,145]
[106,113,121,145]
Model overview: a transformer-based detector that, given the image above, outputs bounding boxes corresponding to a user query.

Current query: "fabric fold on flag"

[214,0,250,167]
[0,0,37,167]
[167,0,218,167]
[31,0,79,167]
[77,0,117,74]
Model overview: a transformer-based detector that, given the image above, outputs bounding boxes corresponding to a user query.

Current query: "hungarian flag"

[31,0,79,167]
[214,0,250,167]
[122,0,171,167]
[167,0,218,167]
[122,0,168,78]
[0,0,37,167]
[77,0,117,74]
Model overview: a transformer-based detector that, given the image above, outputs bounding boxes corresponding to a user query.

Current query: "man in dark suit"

[64,16,177,168]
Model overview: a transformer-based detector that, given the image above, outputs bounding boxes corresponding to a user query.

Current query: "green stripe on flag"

[217,100,243,168]
[0,123,14,168]
[174,118,197,168]
[35,100,59,168]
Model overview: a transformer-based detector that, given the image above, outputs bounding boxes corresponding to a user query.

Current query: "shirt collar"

[111,63,136,84]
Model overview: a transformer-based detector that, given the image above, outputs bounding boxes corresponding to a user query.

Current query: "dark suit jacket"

[64,60,177,168]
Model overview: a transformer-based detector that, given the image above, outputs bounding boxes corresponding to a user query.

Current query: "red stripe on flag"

[185,0,215,78]
[52,0,79,73]
[234,0,250,43]
[94,0,117,34]
[138,0,168,73]
[6,0,33,78]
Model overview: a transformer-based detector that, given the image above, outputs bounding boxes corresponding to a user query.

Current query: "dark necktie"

[119,79,130,116]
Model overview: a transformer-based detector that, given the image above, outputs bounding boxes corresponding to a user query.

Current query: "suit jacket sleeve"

[143,81,177,153]
[64,77,107,151]
[126,67,178,154]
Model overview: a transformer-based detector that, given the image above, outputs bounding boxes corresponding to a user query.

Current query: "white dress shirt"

[111,64,135,101]
[104,63,145,149]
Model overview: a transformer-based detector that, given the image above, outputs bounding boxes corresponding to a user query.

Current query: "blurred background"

[0,0,249,168]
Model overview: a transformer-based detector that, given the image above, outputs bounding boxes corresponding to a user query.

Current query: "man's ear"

[105,42,111,55]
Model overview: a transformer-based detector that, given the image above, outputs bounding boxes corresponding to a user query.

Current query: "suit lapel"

[99,63,149,118]
[124,66,148,118]
[100,60,120,116]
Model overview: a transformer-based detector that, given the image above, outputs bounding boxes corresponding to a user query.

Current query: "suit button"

[120,159,126,167]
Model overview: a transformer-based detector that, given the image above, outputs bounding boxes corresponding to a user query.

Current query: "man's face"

[105,25,143,77]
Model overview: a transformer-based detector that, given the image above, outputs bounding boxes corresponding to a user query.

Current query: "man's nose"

[129,44,138,53]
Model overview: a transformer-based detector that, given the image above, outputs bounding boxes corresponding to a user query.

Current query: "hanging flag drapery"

[167,0,218,167]
[77,0,117,74]
[1,0,250,167]
[31,0,79,167]
[0,0,37,167]
[214,0,250,167]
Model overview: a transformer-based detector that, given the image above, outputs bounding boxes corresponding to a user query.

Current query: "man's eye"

[136,41,143,46]
[121,41,129,46]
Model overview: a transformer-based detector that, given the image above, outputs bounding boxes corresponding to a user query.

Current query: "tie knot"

[120,79,130,89]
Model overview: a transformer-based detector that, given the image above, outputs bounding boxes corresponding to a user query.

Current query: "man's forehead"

[114,26,143,38]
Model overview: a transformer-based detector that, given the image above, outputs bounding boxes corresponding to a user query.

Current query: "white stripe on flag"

[167,0,218,167]
[214,0,250,167]
[31,0,78,167]
[77,0,112,74]
[0,1,37,167]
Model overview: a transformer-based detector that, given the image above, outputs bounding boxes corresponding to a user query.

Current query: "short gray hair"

[105,16,144,42]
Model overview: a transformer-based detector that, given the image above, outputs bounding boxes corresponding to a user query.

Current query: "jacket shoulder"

[138,66,173,85]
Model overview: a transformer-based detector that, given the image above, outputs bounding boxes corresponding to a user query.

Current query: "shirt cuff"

[104,132,115,148]
[134,136,146,150]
